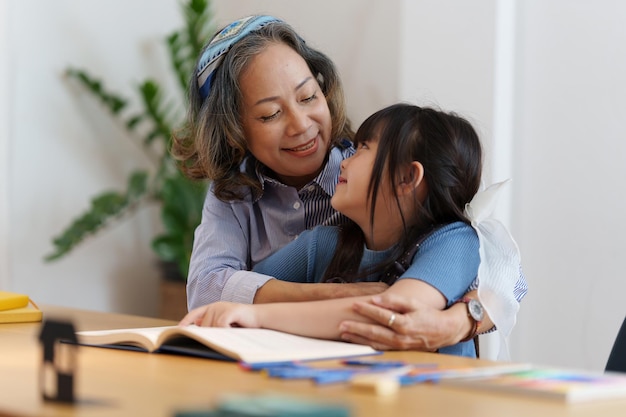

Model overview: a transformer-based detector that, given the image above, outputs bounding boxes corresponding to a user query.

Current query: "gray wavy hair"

[172,20,353,201]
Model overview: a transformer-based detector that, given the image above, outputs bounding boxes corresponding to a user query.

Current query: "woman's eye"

[302,93,317,103]
[260,111,280,122]
[357,142,369,150]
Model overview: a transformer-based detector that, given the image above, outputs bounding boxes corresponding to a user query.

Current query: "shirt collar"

[247,145,345,198]
[315,146,343,196]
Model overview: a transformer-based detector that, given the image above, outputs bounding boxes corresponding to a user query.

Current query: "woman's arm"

[188,190,389,309]
[336,223,490,350]
[186,189,273,309]
[337,265,528,350]
[338,289,491,350]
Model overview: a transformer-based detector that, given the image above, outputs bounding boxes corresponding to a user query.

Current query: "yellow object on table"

[0,291,29,311]
[0,292,42,323]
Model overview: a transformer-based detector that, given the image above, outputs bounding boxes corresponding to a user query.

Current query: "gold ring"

[387,313,396,327]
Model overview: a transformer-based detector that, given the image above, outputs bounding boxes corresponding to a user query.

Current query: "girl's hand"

[179,302,261,328]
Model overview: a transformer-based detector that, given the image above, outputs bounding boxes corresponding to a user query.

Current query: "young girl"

[181,103,503,358]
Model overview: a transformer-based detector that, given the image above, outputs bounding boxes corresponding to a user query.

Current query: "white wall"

[399,0,498,179]
[0,0,10,290]
[399,0,502,359]
[5,0,185,316]
[510,0,626,371]
[3,0,625,371]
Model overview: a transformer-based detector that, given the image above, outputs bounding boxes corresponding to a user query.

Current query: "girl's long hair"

[321,104,482,283]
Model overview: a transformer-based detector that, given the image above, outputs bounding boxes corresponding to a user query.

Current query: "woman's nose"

[286,107,311,136]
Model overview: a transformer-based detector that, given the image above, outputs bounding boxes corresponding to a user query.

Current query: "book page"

[78,325,378,363]
[78,326,174,352]
[173,326,378,363]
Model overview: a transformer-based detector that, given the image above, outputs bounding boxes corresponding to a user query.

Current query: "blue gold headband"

[196,15,283,100]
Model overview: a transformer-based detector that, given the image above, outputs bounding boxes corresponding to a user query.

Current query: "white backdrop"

[1,0,625,371]
[510,0,626,370]
[0,0,10,290]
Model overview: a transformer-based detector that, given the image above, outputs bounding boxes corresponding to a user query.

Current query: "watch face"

[468,299,484,321]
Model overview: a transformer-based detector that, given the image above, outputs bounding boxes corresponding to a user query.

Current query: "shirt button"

[293,202,301,210]
[307,185,315,192]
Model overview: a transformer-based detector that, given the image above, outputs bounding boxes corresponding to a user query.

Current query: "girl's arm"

[180,279,445,340]
[252,226,389,303]
[254,279,389,303]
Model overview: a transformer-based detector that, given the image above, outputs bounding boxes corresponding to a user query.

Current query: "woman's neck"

[277,172,319,190]
[263,153,329,190]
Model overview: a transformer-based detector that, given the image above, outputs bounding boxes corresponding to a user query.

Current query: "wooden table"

[1,305,625,417]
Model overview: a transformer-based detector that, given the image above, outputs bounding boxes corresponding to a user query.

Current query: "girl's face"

[332,138,381,228]
[239,43,332,188]
[333,131,418,250]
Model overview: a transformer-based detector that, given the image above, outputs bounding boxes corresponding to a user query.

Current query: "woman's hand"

[179,302,261,328]
[338,293,469,351]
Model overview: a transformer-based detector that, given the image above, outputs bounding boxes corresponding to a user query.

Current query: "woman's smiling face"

[239,42,332,188]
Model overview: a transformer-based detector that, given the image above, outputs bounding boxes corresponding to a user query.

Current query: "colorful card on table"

[440,366,626,403]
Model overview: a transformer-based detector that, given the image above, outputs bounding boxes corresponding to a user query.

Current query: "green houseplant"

[45,0,214,281]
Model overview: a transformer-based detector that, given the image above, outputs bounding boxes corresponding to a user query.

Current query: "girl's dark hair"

[321,103,483,283]
[171,20,353,201]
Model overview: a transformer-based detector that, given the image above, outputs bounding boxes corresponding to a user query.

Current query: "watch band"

[456,297,482,343]
[461,318,478,343]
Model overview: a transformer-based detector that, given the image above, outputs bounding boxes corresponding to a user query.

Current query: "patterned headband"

[196,15,283,100]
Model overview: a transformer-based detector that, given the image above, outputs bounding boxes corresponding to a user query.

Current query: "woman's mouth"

[285,138,316,152]
[283,137,319,157]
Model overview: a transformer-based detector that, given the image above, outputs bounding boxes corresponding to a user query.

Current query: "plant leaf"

[66,68,128,115]
[44,170,150,261]
[51,0,216,280]
[137,80,174,146]
[153,173,206,278]
[167,0,214,93]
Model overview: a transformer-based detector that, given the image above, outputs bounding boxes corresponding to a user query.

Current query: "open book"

[76,325,379,364]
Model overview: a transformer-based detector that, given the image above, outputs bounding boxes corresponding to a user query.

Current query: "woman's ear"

[398,162,425,195]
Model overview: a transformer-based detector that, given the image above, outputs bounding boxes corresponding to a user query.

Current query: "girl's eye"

[260,111,280,122]
[357,142,369,150]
